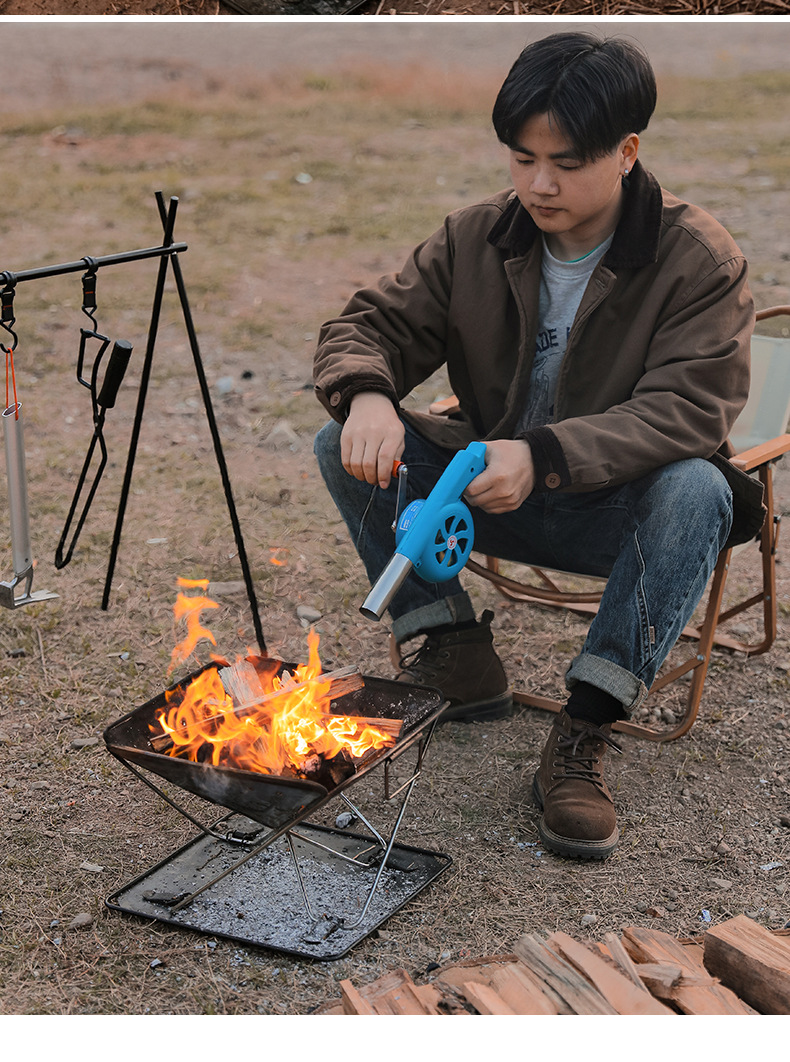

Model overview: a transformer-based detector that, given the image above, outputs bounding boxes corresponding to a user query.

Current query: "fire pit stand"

[105,667,452,961]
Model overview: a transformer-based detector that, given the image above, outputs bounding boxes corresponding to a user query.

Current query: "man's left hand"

[464,439,535,513]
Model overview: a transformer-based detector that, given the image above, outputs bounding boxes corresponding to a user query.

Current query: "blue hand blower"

[360,441,487,621]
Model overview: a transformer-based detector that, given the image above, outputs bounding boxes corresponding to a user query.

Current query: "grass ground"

[0,35,788,1025]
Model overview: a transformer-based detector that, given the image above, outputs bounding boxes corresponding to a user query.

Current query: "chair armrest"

[730,434,790,472]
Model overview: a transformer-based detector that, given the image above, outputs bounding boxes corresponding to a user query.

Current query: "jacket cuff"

[517,425,571,491]
[315,379,399,423]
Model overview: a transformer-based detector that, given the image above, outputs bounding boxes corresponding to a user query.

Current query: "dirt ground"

[1,0,790,15]
[0,20,788,1029]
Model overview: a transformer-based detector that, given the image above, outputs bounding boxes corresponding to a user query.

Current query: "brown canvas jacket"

[314,161,755,503]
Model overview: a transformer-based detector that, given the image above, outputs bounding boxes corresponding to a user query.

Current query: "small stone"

[296,604,322,625]
[647,906,667,918]
[0,730,12,745]
[68,912,93,930]
[208,581,246,596]
[263,419,300,451]
[79,861,104,873]
[335,811,354,829]
[71,737,99,749]
[149,958,165,969]
[714,841,733,855]
[710,878,734,890]
[580,913,598,926]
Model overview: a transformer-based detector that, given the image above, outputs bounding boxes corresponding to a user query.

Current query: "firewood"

[513,934,618,1015]
[546,931,673,1015]
[461,980,516,1015]
[602,932,655,993]
[148,662,396,755]
[345,969,436,1015]
[621,926,757,1014]
[219,662,366,714]
[436,957,560,1015]
[339,979,376,1015]
[150,709,401,755]
[633,962,684,997]
[703,914,790,1014]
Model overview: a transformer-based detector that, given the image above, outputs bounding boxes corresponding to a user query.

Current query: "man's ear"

[622,133,640,175]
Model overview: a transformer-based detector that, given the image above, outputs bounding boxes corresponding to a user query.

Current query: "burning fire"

[151,581,396,778]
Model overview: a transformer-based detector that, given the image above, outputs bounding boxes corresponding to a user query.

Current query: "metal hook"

[0,276,18,355]
[81,256,100,330]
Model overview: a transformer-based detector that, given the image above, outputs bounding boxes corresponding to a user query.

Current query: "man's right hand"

[340,392,405,489]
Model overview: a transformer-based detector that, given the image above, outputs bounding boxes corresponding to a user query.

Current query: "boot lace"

[552,722,622,793]
[397,634,446,683]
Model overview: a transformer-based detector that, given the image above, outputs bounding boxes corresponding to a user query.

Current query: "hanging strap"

[1,280,19,419]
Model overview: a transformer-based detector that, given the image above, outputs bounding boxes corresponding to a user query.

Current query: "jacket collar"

[487,159,664,270]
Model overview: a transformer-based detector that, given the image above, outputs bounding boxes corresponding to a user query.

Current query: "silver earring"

[623,168,630,176]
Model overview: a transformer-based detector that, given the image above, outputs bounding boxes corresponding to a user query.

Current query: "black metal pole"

[0,243,187,287]
[101,197,179,611]
[153,193,266,654]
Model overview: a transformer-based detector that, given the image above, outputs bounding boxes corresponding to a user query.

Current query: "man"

[313,33,759,860]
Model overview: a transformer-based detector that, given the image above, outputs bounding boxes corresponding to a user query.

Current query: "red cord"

[5,347,18,418]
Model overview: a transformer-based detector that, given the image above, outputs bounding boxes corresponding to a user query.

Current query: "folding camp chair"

[427,305,790,742]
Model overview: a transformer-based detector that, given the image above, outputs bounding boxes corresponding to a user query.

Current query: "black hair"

[492,32,657,161]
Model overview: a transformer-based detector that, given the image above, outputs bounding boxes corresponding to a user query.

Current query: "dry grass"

[0,51,788,1018]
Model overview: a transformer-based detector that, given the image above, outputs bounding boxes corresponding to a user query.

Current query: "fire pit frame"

[104,664,452,957]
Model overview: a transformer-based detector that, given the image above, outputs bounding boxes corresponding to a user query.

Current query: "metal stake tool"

[0,283,57,608]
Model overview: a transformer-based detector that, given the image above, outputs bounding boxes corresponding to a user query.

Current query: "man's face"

[508,112,638,260]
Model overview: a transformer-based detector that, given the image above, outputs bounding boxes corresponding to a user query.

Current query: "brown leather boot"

[532,708,622,859]
[395,610,512,723]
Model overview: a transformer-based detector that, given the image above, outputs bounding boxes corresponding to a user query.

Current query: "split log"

[219,660,365,712]
[340,969,444,1015]
[546,931,673,1015]
[513,934,618,1015]
[339,979,376,1015]
[461,980,516,1015]
[703,914,790,1014]
[621,926,757,1014]
[632,962,684,998]
[148,664,401,754]
[435,955,560,1015]
[150,709,401,755]
[602,931,655,993]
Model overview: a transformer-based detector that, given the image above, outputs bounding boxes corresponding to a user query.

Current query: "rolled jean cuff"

[391,592,477,646]
[565,653,648,716]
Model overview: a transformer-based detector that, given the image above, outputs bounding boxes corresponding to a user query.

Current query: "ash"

[109,815,450,960]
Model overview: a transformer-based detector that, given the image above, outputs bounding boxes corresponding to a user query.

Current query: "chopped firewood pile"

[319,915,790,1015]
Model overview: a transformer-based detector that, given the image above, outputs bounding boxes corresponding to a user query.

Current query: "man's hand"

[341,392,405,489]
[464,438,535,513]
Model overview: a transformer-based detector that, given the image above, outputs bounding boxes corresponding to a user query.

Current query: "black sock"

[565,681,626,727]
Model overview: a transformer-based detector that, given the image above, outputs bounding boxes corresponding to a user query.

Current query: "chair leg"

[514,547,734,743]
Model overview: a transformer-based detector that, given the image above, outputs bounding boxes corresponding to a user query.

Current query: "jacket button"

[545,473,561,489]
[329,392,342,407]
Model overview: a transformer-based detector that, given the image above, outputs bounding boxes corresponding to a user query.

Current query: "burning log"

[148,663,402,761]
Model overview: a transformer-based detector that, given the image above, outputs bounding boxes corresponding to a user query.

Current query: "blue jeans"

[314,418,733,715]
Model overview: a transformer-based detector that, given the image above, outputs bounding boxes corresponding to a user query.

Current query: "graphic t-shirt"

[517,234,613,432]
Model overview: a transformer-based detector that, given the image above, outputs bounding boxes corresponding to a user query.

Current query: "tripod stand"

[0,191,265,653]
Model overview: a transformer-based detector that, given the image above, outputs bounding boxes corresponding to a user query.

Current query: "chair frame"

[432,305,790,742]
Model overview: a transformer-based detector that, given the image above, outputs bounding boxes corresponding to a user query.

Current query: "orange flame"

[169,578,219,673]
[153,584,395,777]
